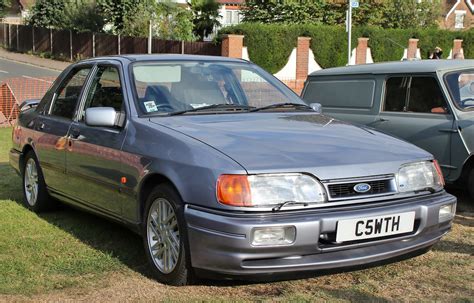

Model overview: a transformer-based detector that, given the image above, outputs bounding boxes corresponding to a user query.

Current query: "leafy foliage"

[97,0,141,33]
[65,1,106,33]
[242,0,440,29]
[191,0,221,40]
[121,1,194,41]
[26,0,67,28]
[0,0,9,19]
[220,23,474,73]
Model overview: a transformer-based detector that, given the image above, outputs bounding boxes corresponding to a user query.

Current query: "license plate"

[336,212,415,242]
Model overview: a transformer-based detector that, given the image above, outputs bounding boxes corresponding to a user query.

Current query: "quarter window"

[81,66,124,120]
[50,68,91,119]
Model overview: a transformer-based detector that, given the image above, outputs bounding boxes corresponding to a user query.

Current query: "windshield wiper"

[250,102,313,113]
[272,201,309,212]
[168,104,255,116]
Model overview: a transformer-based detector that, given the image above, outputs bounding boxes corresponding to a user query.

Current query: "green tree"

[26,0,67,28]
[241,0,440,29]
[191,0,220,40]
[98,0,141,33]
[122,1,194,41]
[65,1,106,32]
[0,0,10,19]
[381,0,440,29]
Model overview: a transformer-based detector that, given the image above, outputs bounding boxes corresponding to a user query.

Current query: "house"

[217,0,244,26]
[441,0,474,29]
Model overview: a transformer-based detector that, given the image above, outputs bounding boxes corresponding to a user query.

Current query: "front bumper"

[185,191,456,276]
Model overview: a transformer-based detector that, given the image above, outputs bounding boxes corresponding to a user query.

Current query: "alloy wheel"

[24,158,39,206]
[147,198,181,274]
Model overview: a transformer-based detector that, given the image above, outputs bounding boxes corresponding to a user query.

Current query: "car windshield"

[131,61,305,115]
[445,70,474,111]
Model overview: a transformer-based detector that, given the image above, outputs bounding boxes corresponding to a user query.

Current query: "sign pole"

[347,1,352,65]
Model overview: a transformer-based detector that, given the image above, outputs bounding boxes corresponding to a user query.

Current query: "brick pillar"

[453,39,464,59]
[221,34,244,58]
[407,38,419,60]
[355,37,369,65]
[295,37,311,94]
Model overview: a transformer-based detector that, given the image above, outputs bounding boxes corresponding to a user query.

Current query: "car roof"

[309,60,474,76]
[78,54,248,64]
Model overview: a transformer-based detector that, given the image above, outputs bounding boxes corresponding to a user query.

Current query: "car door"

[34,66,92,192]
[63,63,128,216]
[375,75,455,178]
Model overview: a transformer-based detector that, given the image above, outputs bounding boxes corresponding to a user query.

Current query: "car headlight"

[397,160,444,193]
[217,174,327,207]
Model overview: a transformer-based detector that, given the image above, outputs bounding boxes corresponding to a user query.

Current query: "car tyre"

[143,184,194,286]
[22,151,54,212]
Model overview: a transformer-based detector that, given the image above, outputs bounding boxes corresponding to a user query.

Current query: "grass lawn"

[0,126,473,302]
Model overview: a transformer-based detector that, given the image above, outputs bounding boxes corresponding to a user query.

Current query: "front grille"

[327,178,395,200]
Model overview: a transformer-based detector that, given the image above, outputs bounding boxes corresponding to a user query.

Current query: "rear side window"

[303,79,375,109]
[50,68,91,119]
[383,76,447,114]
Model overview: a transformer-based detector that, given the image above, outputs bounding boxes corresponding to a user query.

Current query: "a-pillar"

[221,34,244,58]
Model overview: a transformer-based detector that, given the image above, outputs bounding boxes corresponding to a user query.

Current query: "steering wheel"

[460,98,474,108]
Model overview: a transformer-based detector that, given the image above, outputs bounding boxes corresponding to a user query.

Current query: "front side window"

[132,61,302,115]
[445,70,474,111]
[50,67,91,119]
[384,76,447,114]
[80,66,124,120]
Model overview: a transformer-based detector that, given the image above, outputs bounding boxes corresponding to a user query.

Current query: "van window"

[383,76,447,114]
[384,77,408,112]
[304,80,375,108]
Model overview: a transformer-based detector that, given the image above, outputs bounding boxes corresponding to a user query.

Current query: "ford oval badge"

[354,183,371,193]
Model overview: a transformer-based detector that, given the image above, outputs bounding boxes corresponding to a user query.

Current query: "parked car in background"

[302,60,474,200]
[10,55,456,286]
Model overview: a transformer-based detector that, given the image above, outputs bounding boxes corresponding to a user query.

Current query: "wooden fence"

[0,23,222,60]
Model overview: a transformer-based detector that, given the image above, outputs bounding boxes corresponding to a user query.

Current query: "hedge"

[219,23,474,73]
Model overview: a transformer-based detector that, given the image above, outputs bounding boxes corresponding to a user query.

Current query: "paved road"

[0,57,60,82]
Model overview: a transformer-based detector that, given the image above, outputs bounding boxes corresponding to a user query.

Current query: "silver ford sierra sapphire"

[9,55,457,285]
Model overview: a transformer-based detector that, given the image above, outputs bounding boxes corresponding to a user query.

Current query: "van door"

[375,76,455,178]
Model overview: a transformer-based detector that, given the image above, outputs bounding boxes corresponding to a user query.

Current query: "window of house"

[50,67,91,119]
[455,10,466,29]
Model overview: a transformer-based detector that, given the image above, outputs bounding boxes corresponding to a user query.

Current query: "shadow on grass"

[323,289,390,303]
[37,205,154,278]
[432,240,474,255]
[0,163,22,202]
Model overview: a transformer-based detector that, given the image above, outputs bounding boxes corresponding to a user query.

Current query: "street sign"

[351,1,359,8]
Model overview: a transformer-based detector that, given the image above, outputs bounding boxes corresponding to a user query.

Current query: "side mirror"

[19,99,40,111]
[310,103,323,114]
[85,107,117,127]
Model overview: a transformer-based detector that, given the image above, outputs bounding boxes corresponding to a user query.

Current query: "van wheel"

[22,151,54,212]
[468,169,474,201]
[143,184,194,285]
